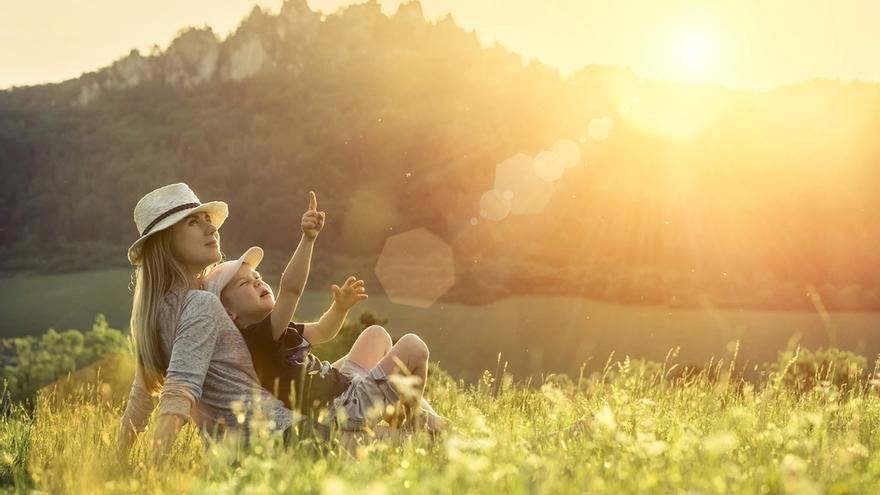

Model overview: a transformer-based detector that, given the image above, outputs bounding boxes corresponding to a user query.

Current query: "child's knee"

[397,333,429,361]
[362,325,392,349]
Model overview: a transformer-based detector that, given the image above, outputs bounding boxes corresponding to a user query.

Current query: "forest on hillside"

[2,0,880,311]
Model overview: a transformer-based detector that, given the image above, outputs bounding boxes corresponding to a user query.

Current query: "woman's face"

[169,211,221,272]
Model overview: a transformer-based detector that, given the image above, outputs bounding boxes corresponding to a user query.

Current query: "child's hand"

[332,276,368,310]
[302,191,325,239]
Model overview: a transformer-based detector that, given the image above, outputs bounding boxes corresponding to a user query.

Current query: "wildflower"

[594,405,617,431]
[322,476,349,495]
[387,374,423,402]
[703,431,738,455]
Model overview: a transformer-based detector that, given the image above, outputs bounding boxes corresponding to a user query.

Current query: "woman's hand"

[150,414,186,466]
[302,191,325,240]
[332,276,368,310]
[116,423,137,456]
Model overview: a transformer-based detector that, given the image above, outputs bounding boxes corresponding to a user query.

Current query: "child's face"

[220,263,275,324]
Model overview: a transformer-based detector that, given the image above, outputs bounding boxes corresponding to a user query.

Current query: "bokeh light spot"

[494,153,556,215]
[374,228,455,308]
[551,139,581,168]
[533,150,565,182]
[479,189,511,221]
[588,117,615,140]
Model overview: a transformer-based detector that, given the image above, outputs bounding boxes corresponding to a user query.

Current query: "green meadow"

[2,268,879,381]
[3,269,879,493]
[1,341,879,493]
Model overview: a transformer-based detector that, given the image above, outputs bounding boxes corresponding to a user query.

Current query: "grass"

[1,348,879,494]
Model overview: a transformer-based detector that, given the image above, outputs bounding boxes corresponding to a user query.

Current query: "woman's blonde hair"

[129,229,218,394]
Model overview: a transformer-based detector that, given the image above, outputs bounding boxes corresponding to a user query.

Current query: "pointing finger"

[308,191,317,211]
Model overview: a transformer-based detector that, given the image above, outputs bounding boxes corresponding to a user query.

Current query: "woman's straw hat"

[128,183,228,265]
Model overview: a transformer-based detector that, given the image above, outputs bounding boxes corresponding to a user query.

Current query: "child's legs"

[377,333,429,405]
[331,325,393,371]
[331,326,437,417]
[331,331,444,431]
[420,398,439,416]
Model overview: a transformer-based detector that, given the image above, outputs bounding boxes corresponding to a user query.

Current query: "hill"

[2,0,879,311]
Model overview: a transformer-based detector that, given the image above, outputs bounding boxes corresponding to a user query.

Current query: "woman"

[117,182,293,461]
[118,183,441,461]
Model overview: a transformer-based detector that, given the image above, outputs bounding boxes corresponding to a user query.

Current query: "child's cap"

[203,246,264,297]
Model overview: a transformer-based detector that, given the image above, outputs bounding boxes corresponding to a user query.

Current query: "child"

[203,192,365,416]
[204,192,445,437]
[205,245,367,415]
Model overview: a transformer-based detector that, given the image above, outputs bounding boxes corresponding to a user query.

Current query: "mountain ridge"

[2,0,879,312]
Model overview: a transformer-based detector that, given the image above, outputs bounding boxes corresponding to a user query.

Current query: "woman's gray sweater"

[119,289,293,437]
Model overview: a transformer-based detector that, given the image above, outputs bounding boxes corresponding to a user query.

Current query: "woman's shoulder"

[182,289,225,312]
[163,288,225,316]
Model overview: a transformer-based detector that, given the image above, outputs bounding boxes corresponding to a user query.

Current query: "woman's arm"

[150,291,222,460]
[117,360,157,452]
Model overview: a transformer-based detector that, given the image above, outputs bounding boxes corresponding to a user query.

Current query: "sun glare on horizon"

[663,23,720,84]
[618,20,730,141]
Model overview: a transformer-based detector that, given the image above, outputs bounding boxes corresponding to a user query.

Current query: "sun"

[678,31,712,67]
[666,26,718,83]
[624,22,727,140]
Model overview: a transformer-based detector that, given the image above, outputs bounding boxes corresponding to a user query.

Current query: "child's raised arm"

[270,191,325,341]
[302,276,368,344]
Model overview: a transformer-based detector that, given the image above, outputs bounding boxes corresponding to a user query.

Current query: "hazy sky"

[2,0,878,90]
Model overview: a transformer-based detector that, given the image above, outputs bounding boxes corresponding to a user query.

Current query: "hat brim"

[127,201,229,265]
[203,246,264,296]
[239,246,264,269]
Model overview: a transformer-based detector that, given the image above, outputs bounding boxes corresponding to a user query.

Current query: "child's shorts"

[328,360,402,431]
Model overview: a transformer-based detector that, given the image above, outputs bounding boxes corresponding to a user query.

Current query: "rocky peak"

[394,1,425,24]
[279,0,313,20]
[278,0,320,39]
[66,0,488,105]
[105,49,156,90]
[340,0,384,24]
[163,27,220,89]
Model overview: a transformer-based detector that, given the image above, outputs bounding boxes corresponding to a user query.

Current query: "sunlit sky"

[2,0,879,90]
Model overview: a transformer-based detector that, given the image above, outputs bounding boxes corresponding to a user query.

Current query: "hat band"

[141,202,200,237]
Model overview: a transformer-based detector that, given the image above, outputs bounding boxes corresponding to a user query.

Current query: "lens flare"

[493,153,556,215]
[533,150,565,182]
[374,228,455,308]
[552,139,581,168]
[587,117,615,141]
